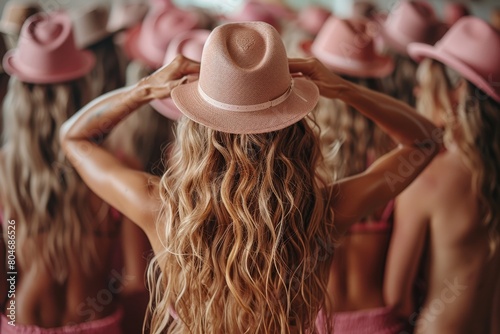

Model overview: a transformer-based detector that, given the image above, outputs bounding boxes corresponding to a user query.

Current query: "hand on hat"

[288,57,348,99]
[138,55,200,101]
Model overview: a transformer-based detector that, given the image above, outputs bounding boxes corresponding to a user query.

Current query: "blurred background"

[0,0,495,21]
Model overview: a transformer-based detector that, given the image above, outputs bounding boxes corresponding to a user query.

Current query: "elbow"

[385,289,415,320]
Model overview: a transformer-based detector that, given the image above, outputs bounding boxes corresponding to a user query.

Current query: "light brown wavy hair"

[0,78,96,283]
[382,53,419,107]
[87,36,126,98]
[146,116,336,334]
[416,58,500,252]
[314,75,394,180]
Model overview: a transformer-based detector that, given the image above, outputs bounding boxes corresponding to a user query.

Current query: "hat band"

[198,78,295,112]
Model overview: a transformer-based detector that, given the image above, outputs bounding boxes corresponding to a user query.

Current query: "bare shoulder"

[403,149,472,207]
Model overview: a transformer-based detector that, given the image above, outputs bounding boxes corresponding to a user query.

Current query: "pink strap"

[198,78,296,112]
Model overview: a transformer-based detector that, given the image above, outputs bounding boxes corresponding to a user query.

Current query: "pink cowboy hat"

[408,16,500,102]
[310,17,394,78]
[380,0,447,55]
[150,29,211,121]
[224,1,281,33]
[297,5,331,36]
[123,6,200,69]
[2,11,95,84]
[171,22,319,134]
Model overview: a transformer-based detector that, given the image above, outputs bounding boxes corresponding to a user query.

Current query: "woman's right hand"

[288,57,350,99]
[138,55,200,101]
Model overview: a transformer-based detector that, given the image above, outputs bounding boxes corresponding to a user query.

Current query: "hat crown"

[131,6,199,68]
[19,13,72,52]
[164,29,210,68]
[297,5,331,35]
[35,20,64,44]
[199,22,290,106]
[437,17,500,81]
[313,18,377,62]
[3,11,95,83]
[384,0,441,46]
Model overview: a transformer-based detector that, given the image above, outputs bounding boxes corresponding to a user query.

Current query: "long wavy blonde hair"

[314,76,394,180]
[146,116,335,334]
[0,78,97,283]
[416,58,500,252]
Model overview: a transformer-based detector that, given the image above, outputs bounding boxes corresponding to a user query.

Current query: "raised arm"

[289,58,442,232]
[60,56,200,239]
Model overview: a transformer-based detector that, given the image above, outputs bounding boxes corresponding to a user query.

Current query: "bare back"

[1,145,124,328]
[386,147,500,333]
[328,215,392,311]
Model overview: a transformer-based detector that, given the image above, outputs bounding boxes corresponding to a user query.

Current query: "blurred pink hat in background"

[380,0,447,55]
[297,5,331,36]
[311,17,394,78]
[2,11,95,83]
[150,29,211,120]
[225,1,281,33]
[444,2,470,27]
[123,5,201,69]
[408,16,500,102]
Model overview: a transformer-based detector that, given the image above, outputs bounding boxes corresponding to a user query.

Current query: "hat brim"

[171,77,319,134]
[3,49,95,84]
[150,98,183,120]
[310,43,394,78]
[408,42,500,102]
[123,24,159,69]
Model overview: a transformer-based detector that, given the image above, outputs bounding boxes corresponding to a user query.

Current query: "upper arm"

[383,181,430,317]
[63,139,161,236]
[330,145,434,234]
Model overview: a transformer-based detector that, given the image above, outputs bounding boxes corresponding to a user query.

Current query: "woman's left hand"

[138,55,201,100]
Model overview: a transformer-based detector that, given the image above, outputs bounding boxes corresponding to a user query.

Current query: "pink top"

[347,152,394,234]
[348,200,394,234]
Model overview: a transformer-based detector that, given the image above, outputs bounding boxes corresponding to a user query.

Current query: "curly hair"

[87,36,126,98]
[416,58,500,253]
[0,77,97,283]
[146,116,336,333]
[314,75,395,181]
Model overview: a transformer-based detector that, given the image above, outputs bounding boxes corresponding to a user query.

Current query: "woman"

[308,17,406,333]
[384,17,500,333]
[60,22,440,333]
[0,12,125,333]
